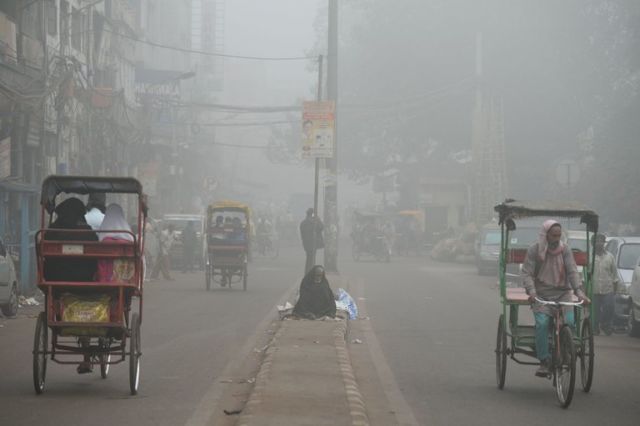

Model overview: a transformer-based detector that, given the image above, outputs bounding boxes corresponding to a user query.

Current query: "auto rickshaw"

[205,200,251,291]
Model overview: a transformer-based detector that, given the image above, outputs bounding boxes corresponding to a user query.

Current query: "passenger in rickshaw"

[96,203,134,283]
[44,197,98,282]
[521,220,591,377]
[230,217,246,242]
[44,197,100,375]
[84,192,106,230]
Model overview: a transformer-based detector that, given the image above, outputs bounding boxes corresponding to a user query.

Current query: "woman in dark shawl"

[292,265,336,319]
[44,197,98,282]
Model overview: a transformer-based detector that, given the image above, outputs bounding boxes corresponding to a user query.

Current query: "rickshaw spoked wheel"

[495,314,507,389]
[579,318,594,392]
[555,326,576,408]
[99,337,111,379]
[33,311,48,394]
[129,313,141,395]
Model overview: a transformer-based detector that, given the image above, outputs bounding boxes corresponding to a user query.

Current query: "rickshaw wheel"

[129,313,141,395]
[100,353,111,379]
[579,318,594,392]
[242,266,248,291]
[33,311,48,394]
[495,314,507,389]
[555,326,576,408]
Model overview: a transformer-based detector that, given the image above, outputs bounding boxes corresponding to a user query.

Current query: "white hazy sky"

[218,0,372,212]
[223,0,322,104]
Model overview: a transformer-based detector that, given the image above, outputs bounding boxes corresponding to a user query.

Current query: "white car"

[0,238,19,317]
[605,236,640,331]
[629,255,640,337]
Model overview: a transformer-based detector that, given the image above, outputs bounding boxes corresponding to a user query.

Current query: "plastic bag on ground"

[335,288,358,320]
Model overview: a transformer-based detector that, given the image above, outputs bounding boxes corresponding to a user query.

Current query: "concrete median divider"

[237,275,369,426]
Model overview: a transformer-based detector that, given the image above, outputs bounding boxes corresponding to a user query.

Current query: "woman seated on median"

[292,265,336,319]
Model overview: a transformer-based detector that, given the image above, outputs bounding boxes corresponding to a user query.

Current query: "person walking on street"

[300,208,324,274]
[592,233,620,335]
[144,220,159,281]
[181,221,198,273]
[152,224,176,281]
[521,219,590,377]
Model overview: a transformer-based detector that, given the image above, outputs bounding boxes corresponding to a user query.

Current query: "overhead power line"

[103,28,317,62]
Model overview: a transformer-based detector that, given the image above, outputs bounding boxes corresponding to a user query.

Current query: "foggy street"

[2,0,640,425]
[2,247,640,425]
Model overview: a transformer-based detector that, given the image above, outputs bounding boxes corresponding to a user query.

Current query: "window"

[619,244,640,270]
[47,1,58,36]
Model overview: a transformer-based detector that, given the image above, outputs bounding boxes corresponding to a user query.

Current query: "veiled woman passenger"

[292,265,336,319]
[96,203,134,283]
[43,197,98,282]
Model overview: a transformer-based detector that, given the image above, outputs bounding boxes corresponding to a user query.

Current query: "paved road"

[0,249,304,426]
[342,252,640,425]
[3,245,639,426]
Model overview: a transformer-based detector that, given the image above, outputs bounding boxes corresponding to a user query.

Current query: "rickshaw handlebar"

[534,297,584,307]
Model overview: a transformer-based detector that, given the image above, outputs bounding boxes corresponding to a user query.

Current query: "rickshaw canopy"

[40,175,145,214]
[494,200,598,232]
[208,200,251,214]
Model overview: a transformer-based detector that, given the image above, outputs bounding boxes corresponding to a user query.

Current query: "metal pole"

[324,0,339,271]
[312,55,323,266]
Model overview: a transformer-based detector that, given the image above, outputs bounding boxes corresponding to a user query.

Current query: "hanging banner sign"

[301,101,335,159]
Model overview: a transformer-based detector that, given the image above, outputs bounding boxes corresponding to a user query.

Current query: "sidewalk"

[236,275,369,426]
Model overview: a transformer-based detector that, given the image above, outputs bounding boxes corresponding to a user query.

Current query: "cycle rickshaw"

[494,200,597,408]
[33,176,146,395]
[205,200,251,291]
[350,211,391,262]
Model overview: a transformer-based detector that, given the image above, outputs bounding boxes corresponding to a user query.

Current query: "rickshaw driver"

[521,220,591,377]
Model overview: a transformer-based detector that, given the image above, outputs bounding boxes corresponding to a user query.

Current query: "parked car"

[0,238,19,317]
[605,236,640,331]
[629,257,640,336]
[475,222,500,275]
[162,214,206,270]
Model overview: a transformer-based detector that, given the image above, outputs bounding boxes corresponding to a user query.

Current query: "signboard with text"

[301,101,335,159]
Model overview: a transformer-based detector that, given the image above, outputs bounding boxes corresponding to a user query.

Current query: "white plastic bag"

[335,288,358,320]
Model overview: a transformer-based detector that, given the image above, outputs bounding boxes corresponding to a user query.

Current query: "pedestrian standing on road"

[292,265,336,319]
[181,221,198,273]
[84,192,106,230]
[300,208,324,274]
[521,219,590,377]
[151,224,176,281]
[592,233,620,335]
[143,221,159,281]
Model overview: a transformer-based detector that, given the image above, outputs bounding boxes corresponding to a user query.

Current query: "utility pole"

[311,55,324,267]
[324,0,339,272]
